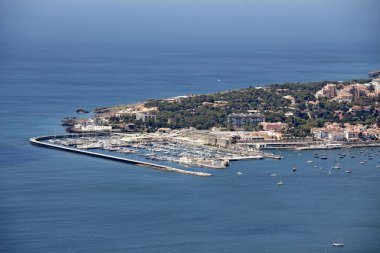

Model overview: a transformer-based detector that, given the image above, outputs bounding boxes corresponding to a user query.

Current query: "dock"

[30,134,212,177]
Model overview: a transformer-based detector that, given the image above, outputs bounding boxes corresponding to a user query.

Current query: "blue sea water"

[1,40,380,253]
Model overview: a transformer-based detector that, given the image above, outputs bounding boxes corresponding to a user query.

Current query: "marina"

[30,135,212,177]
[42,132,283,170]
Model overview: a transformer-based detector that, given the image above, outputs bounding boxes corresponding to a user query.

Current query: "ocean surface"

[1,41,380,252]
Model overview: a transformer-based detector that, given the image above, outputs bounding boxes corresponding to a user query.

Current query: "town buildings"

[315,84,337,99]
[315,82,378,103]
[311,123,380,141]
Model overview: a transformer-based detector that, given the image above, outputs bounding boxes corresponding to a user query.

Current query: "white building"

[76,124,112,132]
[136,112,157,122]
[372,78,380,93]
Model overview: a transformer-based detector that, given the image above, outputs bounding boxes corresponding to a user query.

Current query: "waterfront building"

[311,128,330,139]
[311,122,379,141]
[228,113,265,127]
[328,131,346,141]
[239,131,283,142]
[75,124,112,132]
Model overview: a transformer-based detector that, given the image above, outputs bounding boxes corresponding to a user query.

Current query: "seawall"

[30,134,212,177]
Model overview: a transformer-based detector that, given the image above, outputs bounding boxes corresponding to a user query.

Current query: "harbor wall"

[30,134,212,177]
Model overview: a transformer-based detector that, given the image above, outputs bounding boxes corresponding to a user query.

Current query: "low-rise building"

[239,131,283,142]
[259,122,288,132]
[75,124,112,132]
[136,112,157,122]
[228,113,265,127]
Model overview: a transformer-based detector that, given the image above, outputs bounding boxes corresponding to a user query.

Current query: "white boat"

[237,172,243,175]
[331,242,344,247]
[345,170,352,174]
[270,173,277,177]
[306,160,313,164]
[277,180,284,186]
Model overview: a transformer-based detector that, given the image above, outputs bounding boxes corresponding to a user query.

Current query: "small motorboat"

[237,172,243,175]
[345,170,352,174]
[331,242,344,247]
[277,180,284,186]
[270,173,277,177]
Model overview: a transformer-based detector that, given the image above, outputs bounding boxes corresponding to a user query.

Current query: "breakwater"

[30,134,212,177]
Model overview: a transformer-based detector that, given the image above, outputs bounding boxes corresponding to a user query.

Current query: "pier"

[30,134,212,177]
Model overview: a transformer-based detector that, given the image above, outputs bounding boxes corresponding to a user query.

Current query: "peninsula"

[63,72,380,142]
[35,72,380,172]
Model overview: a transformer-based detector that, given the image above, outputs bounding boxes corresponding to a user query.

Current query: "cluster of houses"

[315,78,380,103]
[311,123,380,142]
